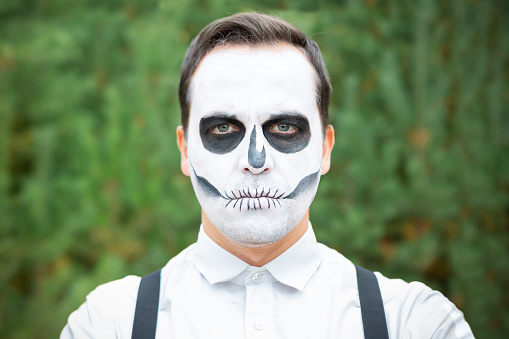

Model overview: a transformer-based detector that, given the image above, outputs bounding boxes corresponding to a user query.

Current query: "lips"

[224,187,284,200]
[225,195,281,211]
[224,188,285,210]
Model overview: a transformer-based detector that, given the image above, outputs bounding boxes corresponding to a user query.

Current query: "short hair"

[178,12,332,134]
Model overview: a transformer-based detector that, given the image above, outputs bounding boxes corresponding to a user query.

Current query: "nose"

[240,127,273,174]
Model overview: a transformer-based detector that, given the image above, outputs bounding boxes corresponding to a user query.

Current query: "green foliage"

[1,0,507,338]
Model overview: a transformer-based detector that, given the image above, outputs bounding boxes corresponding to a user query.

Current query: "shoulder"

[61,243,198,339]
[375,272,474,338]
[315,243,474,338]
[61,275,141,338]
[316,242,444,302]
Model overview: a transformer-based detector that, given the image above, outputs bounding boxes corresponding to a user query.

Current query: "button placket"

[245,270,274,338]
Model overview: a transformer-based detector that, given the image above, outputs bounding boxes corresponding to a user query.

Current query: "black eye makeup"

[262,114,311,153]
[200,115,246,154]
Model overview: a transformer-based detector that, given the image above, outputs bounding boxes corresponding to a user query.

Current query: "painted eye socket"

[212,123,239,134]
[262,115,310,154]
[200,116,246,154]
[270,123,297,134]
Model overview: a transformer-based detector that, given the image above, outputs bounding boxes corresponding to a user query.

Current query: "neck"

[202,210,309,267]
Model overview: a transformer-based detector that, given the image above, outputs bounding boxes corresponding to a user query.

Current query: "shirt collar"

[264,222,322,291]
[193,222,322,291]
[193,225,250,285]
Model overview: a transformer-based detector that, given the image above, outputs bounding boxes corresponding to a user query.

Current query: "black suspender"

[131,266,389,339]
[355,265,390,339]
[131,269,161,339]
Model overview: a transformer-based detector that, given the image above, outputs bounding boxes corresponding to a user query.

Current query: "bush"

[1,0,507,337]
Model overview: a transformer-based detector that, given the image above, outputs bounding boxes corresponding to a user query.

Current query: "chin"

[205,203,306,248]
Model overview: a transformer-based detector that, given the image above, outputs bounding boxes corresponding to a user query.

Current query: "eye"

[212,123,239,134]
[270,123,297,134]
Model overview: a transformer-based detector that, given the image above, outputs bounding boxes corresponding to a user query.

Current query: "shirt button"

[253,320,265,331]
[252,273,260,282]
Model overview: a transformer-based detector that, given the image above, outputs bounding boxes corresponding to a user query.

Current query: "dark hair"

[178,12,331,133]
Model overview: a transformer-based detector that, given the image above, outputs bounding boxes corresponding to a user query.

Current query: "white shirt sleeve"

[417,289,474,339]
[60,276,140,339]
[377,273,475,339]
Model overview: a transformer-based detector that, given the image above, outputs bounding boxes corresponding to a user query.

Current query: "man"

[61,12,474,338]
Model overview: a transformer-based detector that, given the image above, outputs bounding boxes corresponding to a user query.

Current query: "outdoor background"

[1,0,508,337]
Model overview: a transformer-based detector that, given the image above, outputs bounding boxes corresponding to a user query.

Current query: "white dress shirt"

[61,223,474,338]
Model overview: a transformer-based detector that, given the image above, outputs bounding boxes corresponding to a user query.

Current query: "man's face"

[185,44,325,247]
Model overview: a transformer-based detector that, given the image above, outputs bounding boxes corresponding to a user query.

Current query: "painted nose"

[241,127,272,174]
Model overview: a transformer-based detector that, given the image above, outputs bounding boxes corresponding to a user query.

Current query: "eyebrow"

[267,111,307,120]
[202,111,238,120]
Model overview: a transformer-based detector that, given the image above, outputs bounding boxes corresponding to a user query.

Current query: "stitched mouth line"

[223,188,285,210]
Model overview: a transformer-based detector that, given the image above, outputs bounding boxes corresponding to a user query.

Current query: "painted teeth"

[223,188,285,210]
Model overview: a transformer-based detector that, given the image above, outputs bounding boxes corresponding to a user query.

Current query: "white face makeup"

[186,45,324,247]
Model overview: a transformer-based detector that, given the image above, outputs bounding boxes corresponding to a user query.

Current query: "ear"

[176,126,190,176]
[321,125,335,175]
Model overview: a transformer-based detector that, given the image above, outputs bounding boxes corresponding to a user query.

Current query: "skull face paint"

[186,45,325,247]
